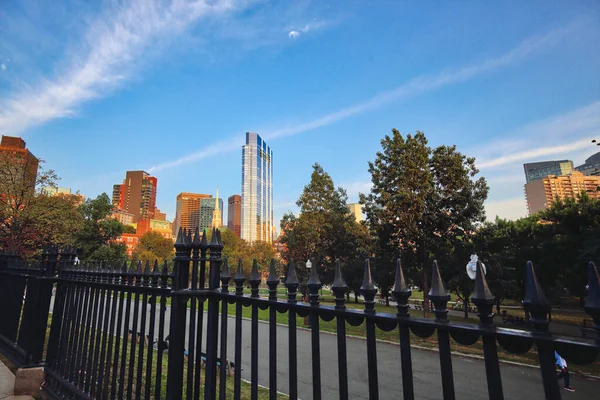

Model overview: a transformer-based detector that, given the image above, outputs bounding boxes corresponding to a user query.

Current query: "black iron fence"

[0,227,599,400]
[0,247,73,365]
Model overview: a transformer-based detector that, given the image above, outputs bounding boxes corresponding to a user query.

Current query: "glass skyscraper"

[241,132,273,243]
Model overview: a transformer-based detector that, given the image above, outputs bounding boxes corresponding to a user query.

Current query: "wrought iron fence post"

[233,258,246,400]
[307,259,322,400]
[204,228,223,400]
[584,261,600,344]
[266,259,279,400]
[361,259,379,400]
[471,260,503,400]
[17,245,59,365]
[392,259,414,400]
[523,261,560,400]
[332,260,349,400]
[248,258,262,400]
[284,260,299,400]
[45,248,71,368]
[166,228,192,400]
[429,260,455,400]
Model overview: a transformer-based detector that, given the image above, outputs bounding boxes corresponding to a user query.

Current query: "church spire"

[211,187,222,228]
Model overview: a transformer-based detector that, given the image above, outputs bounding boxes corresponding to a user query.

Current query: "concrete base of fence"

[13,367,44,397]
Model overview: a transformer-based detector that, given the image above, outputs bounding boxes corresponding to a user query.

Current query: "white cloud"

[263,23,577,141]
[340,180,372,202]
[476,101,600,221]
[0,0,242,135]
[148,138,242,172]
[0,64,6,71]
[478,137,594,169]
[151,24,576,172]
[288,30,301,39]
[485,197,528,221]
[475,101,600,169]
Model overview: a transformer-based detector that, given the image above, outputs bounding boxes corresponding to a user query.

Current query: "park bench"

[501,315,527,326]
[128,329,158,346]
[183,350,241,376]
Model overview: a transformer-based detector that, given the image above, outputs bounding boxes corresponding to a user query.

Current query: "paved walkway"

[47,294,599,399]
[0,359,33,400]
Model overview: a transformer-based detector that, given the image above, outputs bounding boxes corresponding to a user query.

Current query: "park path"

[49,295,599,399]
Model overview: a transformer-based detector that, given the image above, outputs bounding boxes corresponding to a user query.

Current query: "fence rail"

[0,227,599,400]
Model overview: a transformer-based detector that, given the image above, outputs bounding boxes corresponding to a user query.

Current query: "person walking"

[555,351,575,392]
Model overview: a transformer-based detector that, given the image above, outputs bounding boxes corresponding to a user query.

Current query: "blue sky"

[1,1,599,227]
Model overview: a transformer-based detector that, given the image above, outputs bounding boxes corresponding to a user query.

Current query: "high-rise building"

[211,188,222,229]
[0,136,39,194]
[523,160,574,183]
[576,152,600,176]
[227,194,242,237]
[112,171,158,222]
[41,186,85,205]
[137,219,173,239]
[347,203,363,223]
[241,132,273,243]
[154,209,167,221]
[112,184,123,207]
[111,208,136,226]
[200,197,223,231]
[524,171,600,215]
[172,192,212,236]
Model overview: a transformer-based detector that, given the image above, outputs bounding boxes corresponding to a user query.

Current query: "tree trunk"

[346,291,350,302]
[464,299,469,319]
[496,299,501,315]
[354,292,358,303]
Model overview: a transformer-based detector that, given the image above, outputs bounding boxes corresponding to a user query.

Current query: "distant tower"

[211,187,222,229]
[241,132,273,243]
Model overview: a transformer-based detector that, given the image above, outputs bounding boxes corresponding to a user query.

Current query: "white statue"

[466,254,485,280]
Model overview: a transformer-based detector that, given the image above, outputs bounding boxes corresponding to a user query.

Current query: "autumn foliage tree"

[132,231,174,265]
[0,152,83,256]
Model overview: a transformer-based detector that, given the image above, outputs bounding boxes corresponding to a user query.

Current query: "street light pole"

[304,259,312,327]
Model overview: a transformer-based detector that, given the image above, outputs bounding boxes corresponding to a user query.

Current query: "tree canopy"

[360,130,489,311]
[132,231,174,264]
[474,193,600,308]
[75,193,127,261]
[280,163,372,285]
[0,153,84,256]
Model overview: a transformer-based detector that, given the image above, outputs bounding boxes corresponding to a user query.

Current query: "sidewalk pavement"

[0,359,33,400]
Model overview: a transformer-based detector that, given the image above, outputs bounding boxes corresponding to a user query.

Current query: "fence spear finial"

[332,259,347,309]
[361,259,377,313]
[522,261,551,332]
[428,260,450,322]
[234,258,245,296]
[471,260,495,325]
[392,259,411,317]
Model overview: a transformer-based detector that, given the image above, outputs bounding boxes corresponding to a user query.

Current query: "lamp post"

[304,259,312,327]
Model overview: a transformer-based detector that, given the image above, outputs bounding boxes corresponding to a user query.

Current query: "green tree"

[123,225,137,234]
[75,193,126,261]
[537,193,600,305]
[280,163,371,285]
[132,231,174,264]
[360,130,488,313]
[203,228,280,280]
[473,218,520,314]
